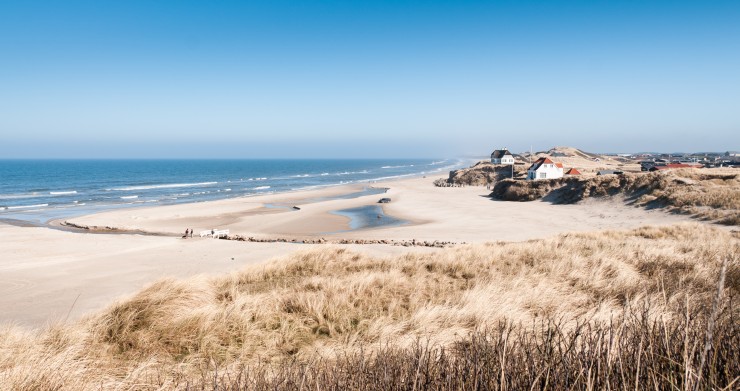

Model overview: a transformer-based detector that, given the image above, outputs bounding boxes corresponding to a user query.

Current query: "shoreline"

[46,172,706,243]
[0,158,469,226]
[41,183,391,228]
[41,176,408,231]
[58,178,422,240]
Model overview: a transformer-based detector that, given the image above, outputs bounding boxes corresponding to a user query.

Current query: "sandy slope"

[1,175,696,328]
[518,146,641,174]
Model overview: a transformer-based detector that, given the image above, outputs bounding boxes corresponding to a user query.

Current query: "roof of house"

[565,168,581,175]
[491,149,513,159]
[528,157,558,171]
[597,170,624,175]
[555,162,564,168]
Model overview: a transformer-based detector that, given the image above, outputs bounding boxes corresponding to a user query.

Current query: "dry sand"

[1,175,696,328]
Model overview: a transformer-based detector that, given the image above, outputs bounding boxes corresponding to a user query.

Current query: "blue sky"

[0,0,738,158]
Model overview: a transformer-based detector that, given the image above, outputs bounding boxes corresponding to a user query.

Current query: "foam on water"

[0,193,43,200]
[6,203,49,210]
[109,182,217,191]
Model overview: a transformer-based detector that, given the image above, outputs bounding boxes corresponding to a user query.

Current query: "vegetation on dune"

[434,161,528,187]
[1,224,738,389]
[151,312,739,390]
[491,168,740,225]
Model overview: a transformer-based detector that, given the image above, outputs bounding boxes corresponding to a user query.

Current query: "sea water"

[0,159,465,223]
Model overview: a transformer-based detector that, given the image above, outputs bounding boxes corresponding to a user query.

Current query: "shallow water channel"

[330,204,408,231]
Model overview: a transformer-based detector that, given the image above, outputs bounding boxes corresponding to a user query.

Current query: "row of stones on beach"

[227,235,461,247]
[60,221,462,247]
[61,221,120,231]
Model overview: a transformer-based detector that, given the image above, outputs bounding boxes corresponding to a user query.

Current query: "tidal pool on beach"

[330,204,408,231]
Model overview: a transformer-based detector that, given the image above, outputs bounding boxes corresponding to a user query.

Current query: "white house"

[527,157,564,180]
[490,148,515,165]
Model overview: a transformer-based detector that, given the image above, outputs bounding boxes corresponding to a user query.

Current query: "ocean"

[0,159,465,223]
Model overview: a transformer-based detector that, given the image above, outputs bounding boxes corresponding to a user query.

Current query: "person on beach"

[184,228,189,239]
[189,228,193,238]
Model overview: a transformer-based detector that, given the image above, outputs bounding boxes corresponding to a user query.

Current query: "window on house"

[539,172,547,179]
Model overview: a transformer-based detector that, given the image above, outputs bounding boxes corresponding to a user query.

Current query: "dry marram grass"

[491,168,740,225]
[0,223,738,389]
[434,160,528,186]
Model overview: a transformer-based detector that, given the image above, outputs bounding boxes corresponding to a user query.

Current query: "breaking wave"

[5,203,49,210]
[109,182,217,191]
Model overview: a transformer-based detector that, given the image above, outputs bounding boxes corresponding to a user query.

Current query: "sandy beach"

[1,175,696,328]
[65,175,695,242]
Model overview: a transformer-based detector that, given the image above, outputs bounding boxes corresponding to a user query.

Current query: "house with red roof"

[527,157,564,180]
[565,168,581,175]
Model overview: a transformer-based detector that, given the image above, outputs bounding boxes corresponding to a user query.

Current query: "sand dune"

[518,146,640,174]
[1,223,736,389]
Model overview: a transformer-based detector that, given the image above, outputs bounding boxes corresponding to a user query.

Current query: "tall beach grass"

[1,223,737,389]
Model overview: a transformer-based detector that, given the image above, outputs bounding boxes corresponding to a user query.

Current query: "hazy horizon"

[0,147,735,161]
[1,1,739,158]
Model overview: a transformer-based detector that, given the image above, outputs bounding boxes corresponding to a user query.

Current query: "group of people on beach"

[183,228,194,238]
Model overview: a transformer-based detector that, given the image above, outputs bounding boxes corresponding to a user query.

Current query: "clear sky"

[1,0,738,158]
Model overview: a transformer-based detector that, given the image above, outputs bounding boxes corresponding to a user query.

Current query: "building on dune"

[527,157,563,180]
[490,148,515,165]
[565,168,581,175]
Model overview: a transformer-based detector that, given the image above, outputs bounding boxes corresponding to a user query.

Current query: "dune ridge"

[1,223,737,389]
[491,168,740,225]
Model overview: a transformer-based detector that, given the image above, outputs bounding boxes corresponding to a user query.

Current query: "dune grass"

[434,160,528,187]
[490,168,740,225]
[1,223,738,389]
